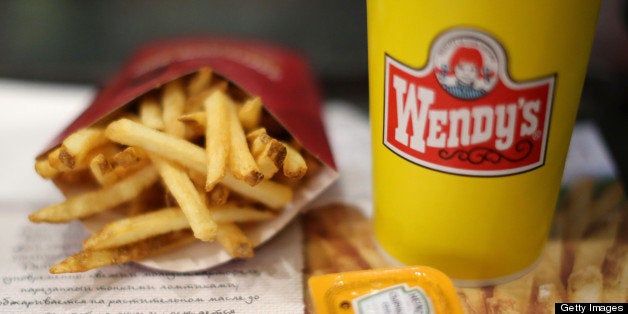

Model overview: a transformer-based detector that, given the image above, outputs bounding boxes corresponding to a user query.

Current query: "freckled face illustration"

[449,47,484,86]
[454,61,479,85]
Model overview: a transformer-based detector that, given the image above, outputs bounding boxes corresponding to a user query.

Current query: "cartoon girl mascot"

[437,46,494,100]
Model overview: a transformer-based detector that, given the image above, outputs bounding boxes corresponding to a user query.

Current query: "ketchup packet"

[308,266,462,314]
[35,37,338,272]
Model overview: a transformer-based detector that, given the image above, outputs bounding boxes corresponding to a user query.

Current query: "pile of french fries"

[31,68,316,274]
[304,180,626,313]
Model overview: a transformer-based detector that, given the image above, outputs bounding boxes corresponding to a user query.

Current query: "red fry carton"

[39,37,338,272]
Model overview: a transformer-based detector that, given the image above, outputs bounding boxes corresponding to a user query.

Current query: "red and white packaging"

[39,37,338,272]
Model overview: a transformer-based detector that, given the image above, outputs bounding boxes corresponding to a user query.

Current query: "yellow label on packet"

[308,266,462,314]
[367,0,600,285]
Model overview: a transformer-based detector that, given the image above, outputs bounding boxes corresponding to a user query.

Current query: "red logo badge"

[384,28,555,176]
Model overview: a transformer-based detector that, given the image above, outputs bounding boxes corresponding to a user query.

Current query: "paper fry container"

[39,37,338,272]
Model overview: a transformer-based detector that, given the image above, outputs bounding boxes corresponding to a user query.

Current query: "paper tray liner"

[41,37,339,272]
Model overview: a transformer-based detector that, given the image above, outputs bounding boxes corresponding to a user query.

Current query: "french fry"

[161,80,187,138]
[50,230,196,274]
[178,111,206,138]
[139,95,165,130]
[238,96,263,131]
[216,223,254,258]
[203,90,231,191]
[105,118,206,167]
[187,67,213,96]
[34,158,60,179]
[282,141,308,179]
[29,165,159,223]
[186,80,229,112]
[222,173,292,210]
[47,147,73,172]
[89,153,118,186]
[59,128,108,169]
[247,128,286,179]
[226,96,263,186]
[113,146,148,168]
[150,154,217,242]
[83,204,274,250]
[83,207,190,250]
[207,184,230,205]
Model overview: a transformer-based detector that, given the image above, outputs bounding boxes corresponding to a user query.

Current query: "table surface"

[302,178,627,313]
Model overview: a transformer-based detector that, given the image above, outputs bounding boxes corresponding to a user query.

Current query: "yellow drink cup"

[367,1,600,286]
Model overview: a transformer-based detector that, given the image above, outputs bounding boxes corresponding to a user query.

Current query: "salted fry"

[161,80,187,137]
[84,204,274,250]
[89,153,118,186]
[238,96,263,131]
[139,96,165,130]
[105,118,206,167]
[216,223,254,258]
[29,165,159,223]
[186,80,229,111]
[178,111,206,138]
[50,230,195,274]
[187,67,213,96]
[226,96,263,186]
[151,155,217,241]
[59,128,108,169]
[207,184,230,205]
[222,173,292,210]
[47,147,73,172]
[282,141,308,179]
[113,146,148,168]
[83,207,190,250]
[247,128,286,179]
[203,90,231,190]
[35,158,60,179]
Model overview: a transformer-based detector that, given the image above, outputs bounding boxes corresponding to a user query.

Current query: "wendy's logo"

[435,39,498,100]
[383,28,555,176]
